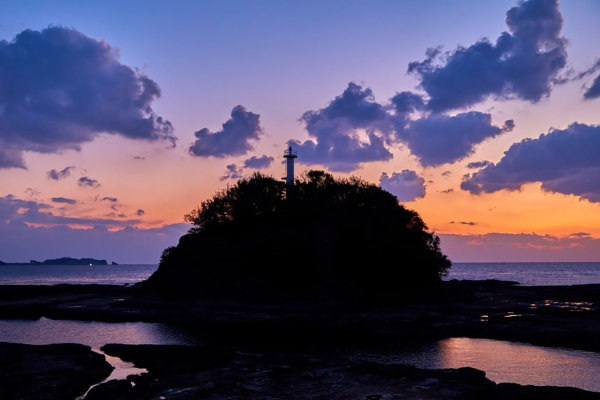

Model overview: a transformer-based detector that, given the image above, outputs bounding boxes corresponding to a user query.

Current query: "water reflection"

[0,317,198,348]
[393,338,600,392]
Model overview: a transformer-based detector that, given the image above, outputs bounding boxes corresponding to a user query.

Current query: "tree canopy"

[144,171,451,301]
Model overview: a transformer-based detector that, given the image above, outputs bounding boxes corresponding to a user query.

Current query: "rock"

[0,342,113,400]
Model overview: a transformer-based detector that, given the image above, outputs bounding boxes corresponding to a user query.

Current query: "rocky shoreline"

[0,280,598,399]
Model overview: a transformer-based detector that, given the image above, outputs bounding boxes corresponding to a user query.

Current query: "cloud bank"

[461,123,600,202]
[379,170,426,202]
[189,106,263,158]
[291,83,393,172]
[243,155,274,169]
[0,27,174,169]
[408,0,567,112]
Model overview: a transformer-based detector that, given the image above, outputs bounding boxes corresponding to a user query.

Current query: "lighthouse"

[283,145,297,186]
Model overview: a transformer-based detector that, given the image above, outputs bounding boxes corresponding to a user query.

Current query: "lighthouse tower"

[283,145,297,186]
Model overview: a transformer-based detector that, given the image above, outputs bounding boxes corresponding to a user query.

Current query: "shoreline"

[0,279,598,399]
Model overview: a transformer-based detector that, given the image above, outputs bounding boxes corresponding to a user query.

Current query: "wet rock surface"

[0,280,597,352]
[0,342,112,400]
[96,344,600,399]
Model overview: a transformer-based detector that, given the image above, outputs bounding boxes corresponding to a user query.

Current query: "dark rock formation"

[0,342,112,400]
[97,344,600,399]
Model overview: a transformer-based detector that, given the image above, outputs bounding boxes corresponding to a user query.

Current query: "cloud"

[399,112,514,166]
[0,195,188,263]
[101,197,118,202]
[290,83,393,172]
[78,176,100,188]
[220,164,244,181]
[584,74,600,100]
[136,209,145,216]
[467,160,492,169]
[439,188,454,194]
[439,232,600,262]
[408,0,567,112]
[189,105,263,158]
[379,170,426,202]
[461,123,600,202]
[450,221,477,226]
[47,166,75,180]
[51,197,77,205]
[0,27,175,169]
[243,155,274,169]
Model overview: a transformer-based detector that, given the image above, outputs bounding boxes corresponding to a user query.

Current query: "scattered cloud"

[399,112,514,166]
[136,209,145,216]
[47,166,75,180]
[51,197,77,205]
[379,170,426,202]
[220,163,244,181]
[584,74,600,100]
[101,197,118,202]
[461,123,600,202]
[440,232,600,262]
[0,195,188,263]
[291,83,393,172]
[243,155,274,169]
[408,0,566,112]
[0,27,175,169]
[467,160,492,169]
[450,221,477,226]
[78,176,100,188]
[189,105,263,158]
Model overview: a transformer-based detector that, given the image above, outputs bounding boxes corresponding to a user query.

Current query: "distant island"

[0,257,110,266]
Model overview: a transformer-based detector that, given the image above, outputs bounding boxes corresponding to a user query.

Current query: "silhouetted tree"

[144,171,451,301]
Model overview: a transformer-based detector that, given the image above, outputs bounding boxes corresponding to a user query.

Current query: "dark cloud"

[450,221,477,226]
[101,197,118,202]
[439,188,454,194]
[584,74,600,100]
[399,112,514,166]
[291,83,393,172]
[110,204,119,212]
[47,166,75,180]
[408,0,567,112]
[379,170,426,202]
[467,160,492,169]
[51,197,77,205]
[78,176,100,188]
[189,105,263,158]
[220,164,244,181]
[0,27,175,169]
[461,123,600,202]
[243,155,274,169]
[136,209,145,217]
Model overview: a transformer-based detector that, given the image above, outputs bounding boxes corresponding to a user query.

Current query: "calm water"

[0,319,598,392]
[0,264,157,285]
[359,337,600,392]
[447,262,600,285]
[1,262,599,286]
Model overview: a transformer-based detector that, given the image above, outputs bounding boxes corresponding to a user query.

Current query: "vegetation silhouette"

[144,171,451,301]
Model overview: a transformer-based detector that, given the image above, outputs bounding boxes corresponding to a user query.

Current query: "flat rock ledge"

[96,344,600,400]
[0,342,113,400]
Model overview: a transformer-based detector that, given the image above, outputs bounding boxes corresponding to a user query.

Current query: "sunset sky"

[1,0,599,263]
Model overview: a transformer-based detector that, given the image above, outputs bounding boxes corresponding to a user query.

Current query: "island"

[1,257,108,266]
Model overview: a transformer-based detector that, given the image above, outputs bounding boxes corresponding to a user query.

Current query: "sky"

[0,0,599,263]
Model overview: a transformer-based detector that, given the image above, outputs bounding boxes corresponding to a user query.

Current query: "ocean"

[0,262,599,286]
